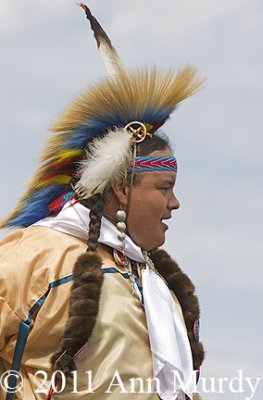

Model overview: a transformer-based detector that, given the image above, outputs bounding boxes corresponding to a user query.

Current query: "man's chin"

[146,235,165,252]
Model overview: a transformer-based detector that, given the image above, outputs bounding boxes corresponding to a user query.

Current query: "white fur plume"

[75,128,132,198]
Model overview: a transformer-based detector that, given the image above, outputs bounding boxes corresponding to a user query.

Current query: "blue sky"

[0,1,262,399]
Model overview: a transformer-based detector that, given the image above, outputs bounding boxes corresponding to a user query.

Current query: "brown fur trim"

[149,248,205,370]
[50,251,104,375]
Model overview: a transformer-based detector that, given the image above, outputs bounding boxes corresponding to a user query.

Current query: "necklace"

[113,249,143,300]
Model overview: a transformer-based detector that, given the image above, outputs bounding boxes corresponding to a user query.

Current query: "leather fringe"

[149,248,205,369]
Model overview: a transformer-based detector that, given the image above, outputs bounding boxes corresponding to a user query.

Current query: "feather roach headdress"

[0,4,203,229]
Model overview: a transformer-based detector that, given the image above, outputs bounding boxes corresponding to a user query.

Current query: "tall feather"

[79,3,125,77]
[75,128,132,198]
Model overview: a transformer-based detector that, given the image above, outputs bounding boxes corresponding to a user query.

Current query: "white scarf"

[34,202,194,399]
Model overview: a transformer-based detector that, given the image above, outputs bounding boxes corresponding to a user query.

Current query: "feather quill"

[75,128,132,198]
[79,3,125,77]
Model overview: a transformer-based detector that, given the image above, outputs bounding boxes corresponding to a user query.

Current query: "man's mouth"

[161,216,171,230]
[161,220,169,230]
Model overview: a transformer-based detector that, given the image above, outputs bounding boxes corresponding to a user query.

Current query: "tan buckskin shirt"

[0,226,203,400]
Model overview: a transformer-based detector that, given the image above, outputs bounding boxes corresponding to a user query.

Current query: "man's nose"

[169,193,180,210]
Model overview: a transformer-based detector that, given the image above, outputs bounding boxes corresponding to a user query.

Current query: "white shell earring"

[116,209,127,250]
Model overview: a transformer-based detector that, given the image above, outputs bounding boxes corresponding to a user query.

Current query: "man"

[0,5,204,400]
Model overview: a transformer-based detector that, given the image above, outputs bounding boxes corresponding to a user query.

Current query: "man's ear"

[112,182,129,206]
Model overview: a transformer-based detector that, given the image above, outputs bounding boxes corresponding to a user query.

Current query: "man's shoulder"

[0,226,86,319]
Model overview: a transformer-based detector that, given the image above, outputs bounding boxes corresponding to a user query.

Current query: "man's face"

[126,148,180,251]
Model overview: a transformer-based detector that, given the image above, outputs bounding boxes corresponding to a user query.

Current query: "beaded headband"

[130,156,177,173]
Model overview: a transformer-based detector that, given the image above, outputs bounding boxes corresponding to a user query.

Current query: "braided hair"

[50,194,104,374]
